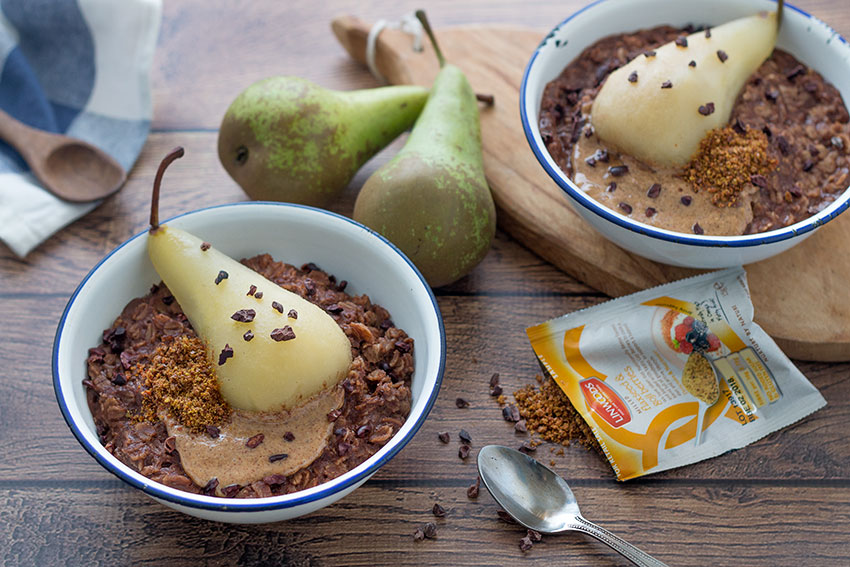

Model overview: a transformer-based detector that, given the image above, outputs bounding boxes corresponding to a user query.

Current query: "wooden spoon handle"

[331,15,426,85]
[0,107,43,162]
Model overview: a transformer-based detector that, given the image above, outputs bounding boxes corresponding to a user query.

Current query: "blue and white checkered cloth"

[0,0,161,257]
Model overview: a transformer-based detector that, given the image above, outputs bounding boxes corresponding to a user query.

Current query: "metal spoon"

[478,445,669,567]
[0,107,126,202]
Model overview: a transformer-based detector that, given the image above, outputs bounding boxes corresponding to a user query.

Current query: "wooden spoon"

[0,108,126,202]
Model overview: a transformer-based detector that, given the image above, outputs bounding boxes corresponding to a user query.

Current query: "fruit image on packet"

[526,268,825,480]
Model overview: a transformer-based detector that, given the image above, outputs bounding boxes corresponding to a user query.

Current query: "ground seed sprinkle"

[513,374,598,450]
[139,335,231,434]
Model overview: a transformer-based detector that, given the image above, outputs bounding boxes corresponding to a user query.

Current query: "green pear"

[218,77,428,207]
[147,149,352,413]
[353,12,496,287]
[592,11,778,166]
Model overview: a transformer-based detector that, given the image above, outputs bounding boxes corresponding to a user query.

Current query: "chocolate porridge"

[539,25,850,235]
[84,256,413,498]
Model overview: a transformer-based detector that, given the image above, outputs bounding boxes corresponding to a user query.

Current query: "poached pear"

[147,148,352,413]
[591,11,778,166]
[353,12,496,287]
[218,77,428,207]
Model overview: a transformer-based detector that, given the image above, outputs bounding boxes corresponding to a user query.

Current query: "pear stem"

[415,10,445,68]
[476,93,495,106]
[149,146,185,232]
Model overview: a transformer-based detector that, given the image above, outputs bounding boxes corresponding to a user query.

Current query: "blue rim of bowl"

[52,202,446,512]
[519,0,850,248]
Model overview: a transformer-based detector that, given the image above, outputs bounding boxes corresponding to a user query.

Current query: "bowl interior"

[522,0,850,245]
[54,203,444,512]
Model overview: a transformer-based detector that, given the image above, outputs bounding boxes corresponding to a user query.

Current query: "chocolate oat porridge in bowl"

[53,201,445,523]
[521,0,850,267]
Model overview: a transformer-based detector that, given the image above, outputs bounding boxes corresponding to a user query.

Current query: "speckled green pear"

[353,64,496,287]
[147,225,352,412]
[218,77,429,207]
[592,11,778,166]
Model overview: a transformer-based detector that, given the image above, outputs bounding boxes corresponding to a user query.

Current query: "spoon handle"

[569,515,669,567]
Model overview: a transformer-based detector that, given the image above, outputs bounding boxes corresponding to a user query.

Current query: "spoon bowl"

[0,108,126,202]
[478,445,668,567]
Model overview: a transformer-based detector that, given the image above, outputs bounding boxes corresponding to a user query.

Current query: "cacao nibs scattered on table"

[717,50,728,63]
[231,309,256,322]
[423,522,438,539]
[223,484,241,498]
[218,344,234,365]
[497,510,517,524]
[202,477,219,495]
[214,270,228,285]
[502,405,521,423]
[456,397,470,409]
[515,419,528,433]
[618,202,633,215]
[519,535,534,552]
[254,291,263,299]
[698,102,715,116]
[200,242,211,251]
[628,70,638,83]
[245,434,264,449]
[527,529,542,543]
[467,476,480,499]
[243,330,254,342]
[608,165,629,177]
[518,442,536,455]
[681,195,693,206]
[413,528,425,542]
[111,373,127,386]
[647,183,661,198]
[459,429,472,444]
[490,384,503,397]
[247,284,257,296]
[271,326,296,342]
[206,425,220,439]
[288,309,298,319]
[661,80,673,89]
[327,409,342,422]
[268,453,288,463]
[432,503,446,518]
[284,431,295,442]
[438,431,450,444]
[675,36,688,47]
[272,301,284,313]
[458,445,471,460]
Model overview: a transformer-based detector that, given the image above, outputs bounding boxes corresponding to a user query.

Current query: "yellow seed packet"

[526,268,825,480]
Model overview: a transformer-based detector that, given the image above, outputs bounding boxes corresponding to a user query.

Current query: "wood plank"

[4,294,848,482]
[1,482,848,566]
[0,132,594,297]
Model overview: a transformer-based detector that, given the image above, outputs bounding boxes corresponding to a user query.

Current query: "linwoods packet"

[527,268,825,480]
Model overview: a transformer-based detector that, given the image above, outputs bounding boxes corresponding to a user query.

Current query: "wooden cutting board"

[332,16,850,362]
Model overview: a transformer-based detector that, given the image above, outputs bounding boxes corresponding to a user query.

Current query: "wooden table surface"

[3,1,849,565]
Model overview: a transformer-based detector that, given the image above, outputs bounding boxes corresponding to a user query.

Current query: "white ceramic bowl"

[53,203,445,523]
[521,0,850,268]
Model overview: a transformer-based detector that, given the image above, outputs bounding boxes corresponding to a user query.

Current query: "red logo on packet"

[580,378,631,428]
